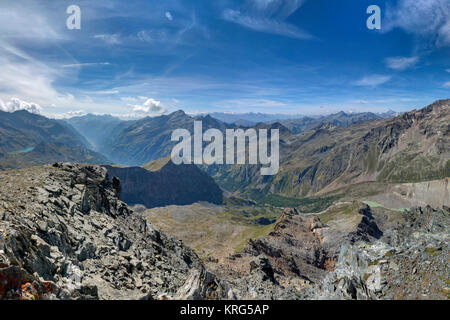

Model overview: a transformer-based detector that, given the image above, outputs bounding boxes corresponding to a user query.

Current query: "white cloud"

[354,75,391,87]
[91,90,120,95]
[217,98,287,109]
[222,1,311,39]
[0,44,66,106]
[385,56,419,70]
[437,21,450,47]
[66,110,85,117]
[120,96,138,102]
[94,34,122,45]
[0,97,42,114]
[137,29,169,43]
[0,4,79,110]
[222,9,312,39]
[385,0,450,47]
[130,98,167,116]
[0,1,62,42]
[250,0,306,18]
[63,62,111,68]
[442,81,450,88]
[165,11,173,21]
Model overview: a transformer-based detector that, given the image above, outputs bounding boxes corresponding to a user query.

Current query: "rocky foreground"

[0,163,448,300]
[0,163,231,299]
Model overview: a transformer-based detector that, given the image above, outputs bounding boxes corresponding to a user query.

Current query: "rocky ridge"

[0,163,229,299]
[314,205,449,299]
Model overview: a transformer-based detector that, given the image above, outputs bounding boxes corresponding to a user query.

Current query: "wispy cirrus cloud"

[215,98,288,109]
[94,34,122,45]
[222,9,311,39]
[354,75,391,87]
[63,62,111,68]
[222,0,312,39]
[385,0,450,47]
[442,81,450,88]
[385,56,419,70]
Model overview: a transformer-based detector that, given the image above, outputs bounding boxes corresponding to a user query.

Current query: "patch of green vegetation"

[246,187,271,202]
[363,200,408,212]
[220,206,280,226]
[258,194,339,213]
[425,247,439,257]
[368,260,379,266]
[318,201,360,224]
[234,223,275,253]
[365,145,379,173]
[377,153,449,183]
[363,200,382,208]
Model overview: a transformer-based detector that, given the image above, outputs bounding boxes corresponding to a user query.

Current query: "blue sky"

[0,0,449,118]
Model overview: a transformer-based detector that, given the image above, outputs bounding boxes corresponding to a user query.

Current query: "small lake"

[8,146,35,155]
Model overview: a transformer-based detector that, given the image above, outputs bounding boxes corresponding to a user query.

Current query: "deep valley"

[0,100,448,300]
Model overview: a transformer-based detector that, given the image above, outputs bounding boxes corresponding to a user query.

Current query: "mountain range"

[0,110,109,170]
[2,101,448,205]
[66,111,230,166]
[207,110,399,127]
[0,99,448,300]
[64,109,399,167]
[204,100,449,201]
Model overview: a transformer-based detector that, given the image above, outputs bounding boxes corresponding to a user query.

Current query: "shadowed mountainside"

[104,157,223,208]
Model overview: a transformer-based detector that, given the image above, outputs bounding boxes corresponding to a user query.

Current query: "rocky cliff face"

[0,163,228,300]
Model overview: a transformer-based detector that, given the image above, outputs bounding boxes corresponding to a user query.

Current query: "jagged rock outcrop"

[216,208,334,299]
[313,205,449,300]
[0,163,228,300]
[216,203,448,300]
